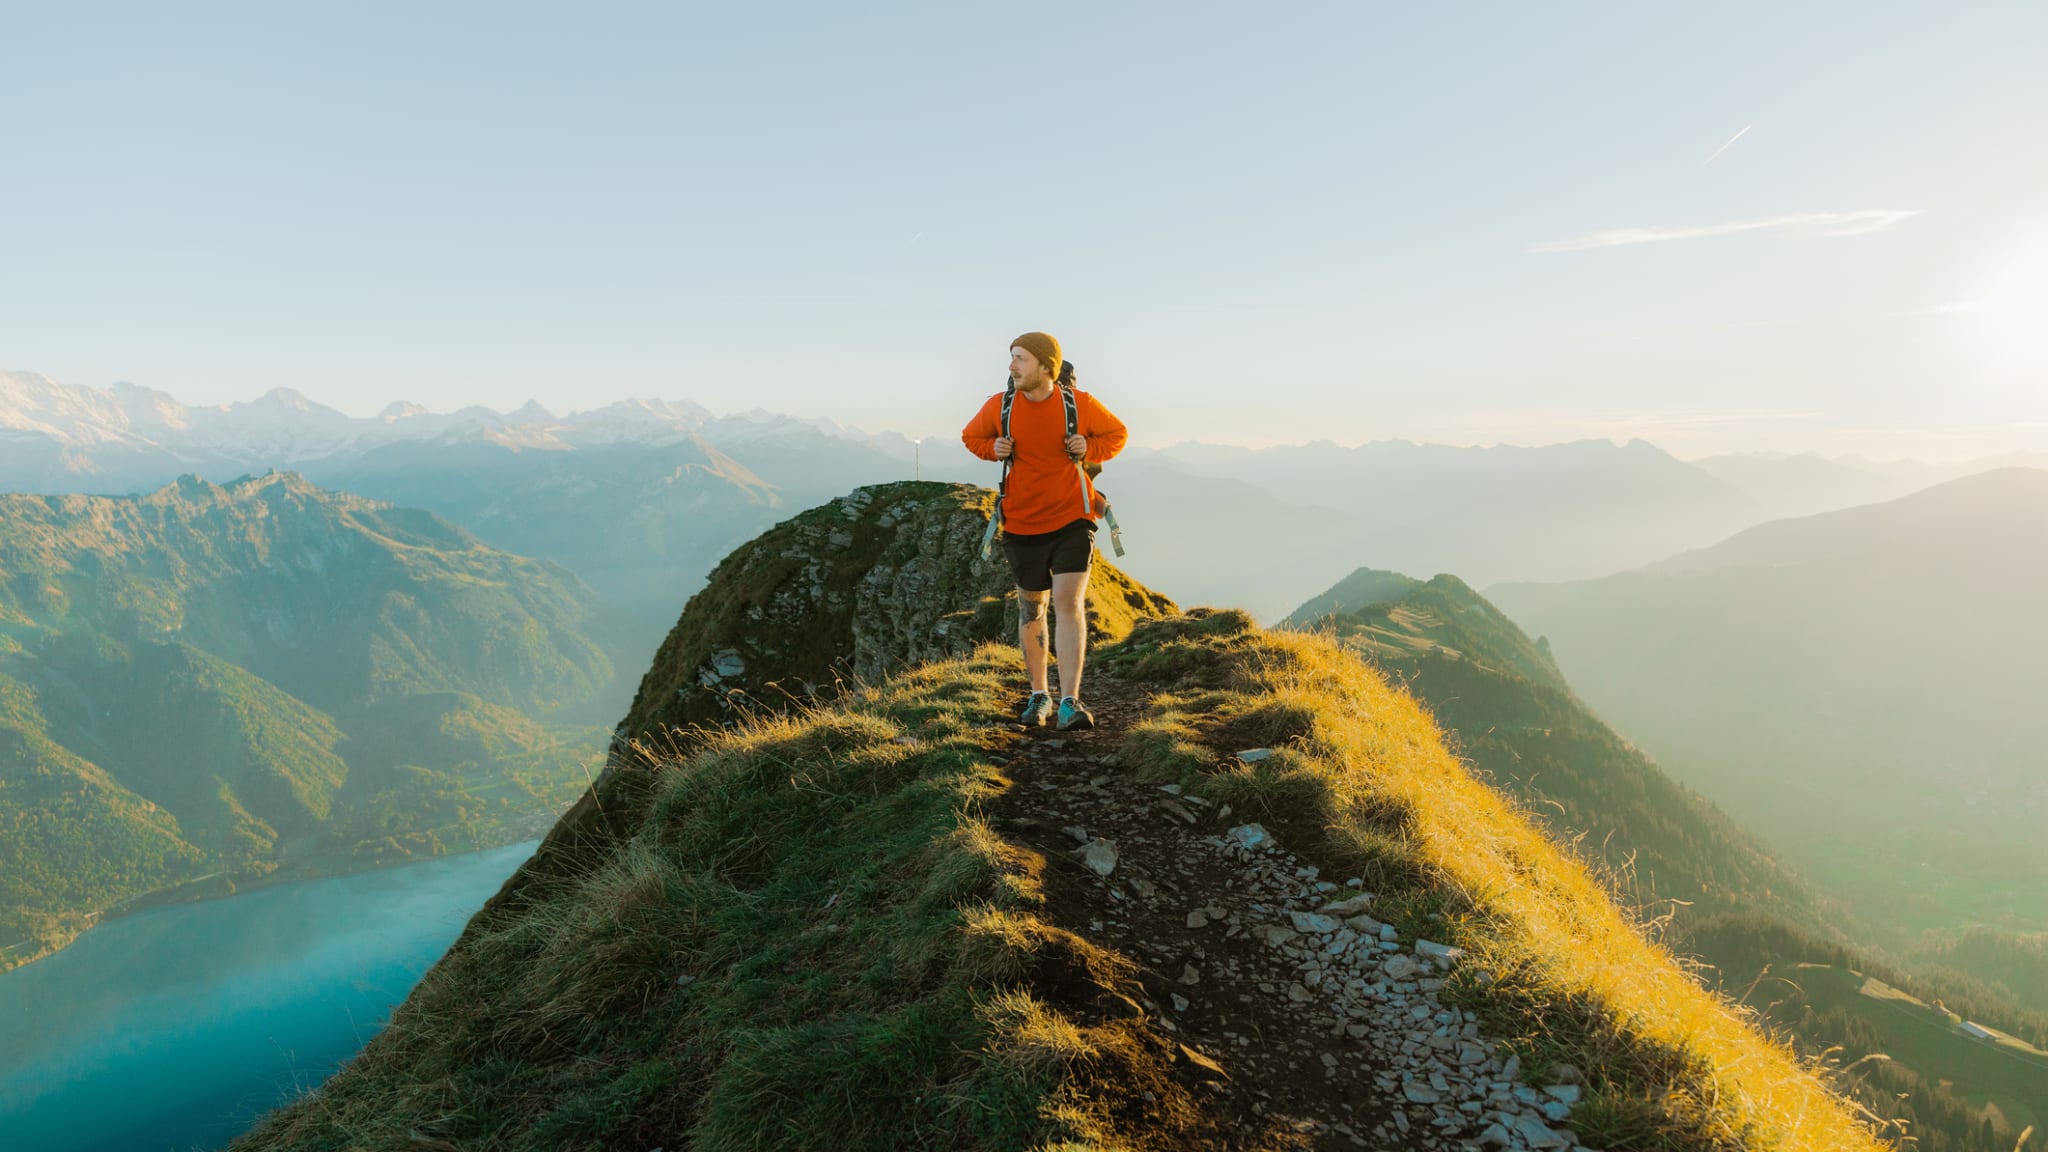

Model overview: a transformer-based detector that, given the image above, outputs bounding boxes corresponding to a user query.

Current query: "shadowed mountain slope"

[1281,568,1830,931]
[1487,467,2048,937]
[1285,567,2048,1152]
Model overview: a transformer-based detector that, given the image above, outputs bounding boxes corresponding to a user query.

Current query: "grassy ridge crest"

[1107,610,1888,1150]
[234,609,1888,1150]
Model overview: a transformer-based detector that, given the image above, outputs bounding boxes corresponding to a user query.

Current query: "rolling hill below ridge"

[1284,565,2048,1152]
[0,473,616,970]
[1487,467,2048,939]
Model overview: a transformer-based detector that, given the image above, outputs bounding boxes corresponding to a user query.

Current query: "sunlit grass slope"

[1106,611,1888,1152]
[232,611,1888,1151]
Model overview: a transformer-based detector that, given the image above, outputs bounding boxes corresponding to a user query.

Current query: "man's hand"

[1064,433,1087,458]
[993,436,1014,459]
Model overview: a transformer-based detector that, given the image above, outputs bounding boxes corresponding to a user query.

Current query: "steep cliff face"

[618,480,1176,738]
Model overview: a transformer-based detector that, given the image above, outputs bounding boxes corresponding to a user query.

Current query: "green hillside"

[1282,568,1830,928]
[1487,468,2048,938]
[0,473,615,970]
[1915,928,2048,1013]
[1284,566,2047,1151]
[0,472,614,718]
[0,669,205,967]
[1690,916,2048,1152]
[311,434,793,682]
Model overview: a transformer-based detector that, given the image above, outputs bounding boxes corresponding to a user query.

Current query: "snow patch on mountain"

[0,371,911,480]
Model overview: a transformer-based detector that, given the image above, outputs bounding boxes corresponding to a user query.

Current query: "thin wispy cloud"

[1895,299,1987,317]
[1530,209,1918,254]
[1702,124,1751,166]
[1410,406,1822,445]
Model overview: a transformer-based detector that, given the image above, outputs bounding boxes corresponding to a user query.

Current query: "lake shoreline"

[0,839,546,1152]
[0,810,560,976]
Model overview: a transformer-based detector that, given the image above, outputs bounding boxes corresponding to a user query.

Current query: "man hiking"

[962,331,1128,730]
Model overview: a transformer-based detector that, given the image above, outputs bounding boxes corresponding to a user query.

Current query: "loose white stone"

[1320,893,1375,917]
[1082,840,1118,876]
[1226,823,1272,850]
[1290,911,1342,934]
[1514,1113,1570,1148]
[1416,938,1465,964]
[1402,1082,1441,1104]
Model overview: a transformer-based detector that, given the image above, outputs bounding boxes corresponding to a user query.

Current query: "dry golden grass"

[1109,609,1891,1152]
[231,607,1894,1151]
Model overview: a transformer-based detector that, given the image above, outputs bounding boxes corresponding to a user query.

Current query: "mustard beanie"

[1010,332,1062,382]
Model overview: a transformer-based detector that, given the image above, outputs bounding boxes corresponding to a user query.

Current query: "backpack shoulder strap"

[981,383,1017,563]
[1059,382,1078,441]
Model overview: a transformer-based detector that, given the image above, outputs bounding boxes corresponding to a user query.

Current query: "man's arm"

[961,394,1003,461]
[1080,393,1128,463]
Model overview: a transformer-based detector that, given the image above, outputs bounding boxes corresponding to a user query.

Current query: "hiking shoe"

[1019,691,1053,727]
[1056,697,1095,731]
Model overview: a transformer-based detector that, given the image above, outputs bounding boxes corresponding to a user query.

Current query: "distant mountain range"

[1488,467,2048,940]
[0,473,618,970]
[1111,439,2047,619]
[10,367,2045,647]
[0,370,920,494]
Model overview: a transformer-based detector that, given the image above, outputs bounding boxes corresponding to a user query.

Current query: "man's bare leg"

[1051,570,1090,701]
[1019,588,1051,693]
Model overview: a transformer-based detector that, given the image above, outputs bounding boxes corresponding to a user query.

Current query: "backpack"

[978,369,1125,562]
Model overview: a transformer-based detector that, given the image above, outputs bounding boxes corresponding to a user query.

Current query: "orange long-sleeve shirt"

[962,386,1128,536]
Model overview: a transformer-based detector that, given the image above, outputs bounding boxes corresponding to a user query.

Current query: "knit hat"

[1010,332,1062,382]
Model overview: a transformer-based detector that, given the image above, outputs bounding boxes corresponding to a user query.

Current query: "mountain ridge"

[0,369,917,492]
[224,485,1895,1152]
[1485,466,2048,937]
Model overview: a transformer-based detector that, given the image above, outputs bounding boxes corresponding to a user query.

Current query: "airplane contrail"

[1702,125,1751,166]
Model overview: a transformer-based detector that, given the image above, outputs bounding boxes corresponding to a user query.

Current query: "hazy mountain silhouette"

[1488,468,2048,939]
[1288,565,2048,1152]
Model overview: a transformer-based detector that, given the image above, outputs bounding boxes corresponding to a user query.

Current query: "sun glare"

[1977,236,2048,370]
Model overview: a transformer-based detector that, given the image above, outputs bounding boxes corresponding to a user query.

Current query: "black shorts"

[1002,517,1096,593]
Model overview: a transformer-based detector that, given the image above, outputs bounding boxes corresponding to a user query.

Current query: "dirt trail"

[986,672,1393,1148]
[984,671,1590,1152]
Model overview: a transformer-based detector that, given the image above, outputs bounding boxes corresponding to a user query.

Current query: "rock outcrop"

[617,480,1176,739]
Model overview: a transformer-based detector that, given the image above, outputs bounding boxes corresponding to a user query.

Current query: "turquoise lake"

[0,841,538,1152]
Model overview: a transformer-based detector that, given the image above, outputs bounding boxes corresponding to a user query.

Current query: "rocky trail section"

[989,675,1600,1152]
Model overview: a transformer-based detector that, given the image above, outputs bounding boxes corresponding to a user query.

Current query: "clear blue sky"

[5,2,2045,459]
